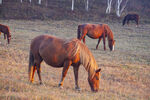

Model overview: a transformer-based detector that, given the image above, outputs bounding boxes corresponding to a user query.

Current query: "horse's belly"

[87,32,101,39]
[41,53,65,68]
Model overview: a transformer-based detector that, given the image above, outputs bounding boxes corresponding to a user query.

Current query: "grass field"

[0,20,150,100]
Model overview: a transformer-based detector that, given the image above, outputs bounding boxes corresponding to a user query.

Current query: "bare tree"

[85,0,89,11]
[71,0,74,11]
[106,0,128,17]
[0,0,2,4]
[38,0,41,5]
[116,0,128,17]
[106,0,113,14]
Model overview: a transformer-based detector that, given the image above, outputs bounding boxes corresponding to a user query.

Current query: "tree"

[106,0,129,17]
[85,0,89,11]
[0,0,2,4]
[38,0,41,5]
[116,0,128,17]
[71,0,74,11]
[106,0,113,14]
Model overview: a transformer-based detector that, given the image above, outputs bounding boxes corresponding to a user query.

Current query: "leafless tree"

[116,0,128,17]
[85,0,89,11]
[71,0,74,11]
[106,0,129,17]
[0,0,2,4]
[106,0,113,14]
[38,0,41,5]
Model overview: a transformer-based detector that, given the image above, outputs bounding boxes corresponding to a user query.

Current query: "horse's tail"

[28,51,34,82]
[77,25,81,40]
[122,16,127,26]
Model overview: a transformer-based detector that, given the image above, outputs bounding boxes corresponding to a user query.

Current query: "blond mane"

[64,38,98,79]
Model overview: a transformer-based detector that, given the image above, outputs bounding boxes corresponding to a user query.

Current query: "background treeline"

[0,0,150,22]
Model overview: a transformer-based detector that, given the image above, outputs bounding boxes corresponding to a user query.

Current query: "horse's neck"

[105,27,114,41]
[79,43,97,79]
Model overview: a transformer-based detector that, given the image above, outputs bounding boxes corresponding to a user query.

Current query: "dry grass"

[0,20,150,100]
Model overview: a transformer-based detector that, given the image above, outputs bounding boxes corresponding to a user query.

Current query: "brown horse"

[0,24,11,44]
[122,13,139,27]
[77,24,115,51]
[29,35,101,92]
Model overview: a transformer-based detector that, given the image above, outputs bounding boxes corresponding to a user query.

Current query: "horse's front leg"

[96,37,102,49]
[73,64,80,91]
[4,33,6,40]
[58,60,72,88]
[83,37,85,44]
[103,35,106,50]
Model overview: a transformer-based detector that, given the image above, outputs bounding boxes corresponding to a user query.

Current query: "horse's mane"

[64,38,80,59]
[64,38,98,79]
[79,42,98,79]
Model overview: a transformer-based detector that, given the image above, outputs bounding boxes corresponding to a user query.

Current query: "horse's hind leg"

[58,60,72,88]
[127,20,129,26]
[96,37,102,49]
[36,63,42,84]
[30,66,36,83]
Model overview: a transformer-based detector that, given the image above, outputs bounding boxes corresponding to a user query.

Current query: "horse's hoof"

[40,82,43,85]
[75,87,81,91]
[58,84,63,89]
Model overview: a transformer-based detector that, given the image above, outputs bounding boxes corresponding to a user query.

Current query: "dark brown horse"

[122,13,139,27]
[29,35,101,92]
[0,24,11,44]
[77,24,115,51]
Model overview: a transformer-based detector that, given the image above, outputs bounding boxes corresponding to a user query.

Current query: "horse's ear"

[95,68,101,73]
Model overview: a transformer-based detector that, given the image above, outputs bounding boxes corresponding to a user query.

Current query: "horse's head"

[88,68,101,92]
[109,40,115,51]
[7,33,11,44]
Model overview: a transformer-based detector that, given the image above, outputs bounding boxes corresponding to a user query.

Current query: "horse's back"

[30,35,80,67]
[0,24,10,33]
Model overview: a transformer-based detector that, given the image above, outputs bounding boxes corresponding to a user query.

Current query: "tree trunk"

[71,0,74,11]
[39,0,41,5]
[0,0,2,4]
[86,0,89,11]
[106,0,113,14]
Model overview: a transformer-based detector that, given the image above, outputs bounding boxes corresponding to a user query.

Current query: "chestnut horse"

[78,24,115,51]
[29,35,101,92]
[122,13,139,27]
[0,24,11,44]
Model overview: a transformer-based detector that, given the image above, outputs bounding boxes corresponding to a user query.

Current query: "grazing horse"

[122,13,139,27]
[0,24,11,44]
[77,24,115,51]
[29,35,101,92]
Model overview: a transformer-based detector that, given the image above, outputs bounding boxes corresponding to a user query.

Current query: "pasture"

[0,20,150,100]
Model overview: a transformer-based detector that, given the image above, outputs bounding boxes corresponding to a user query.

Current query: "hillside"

[0,0,150,21]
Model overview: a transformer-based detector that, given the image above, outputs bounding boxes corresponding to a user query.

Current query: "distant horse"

[122,13,139,27]
[29,35,101,92]
[77,24,115,51]
[0,24,11,44]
